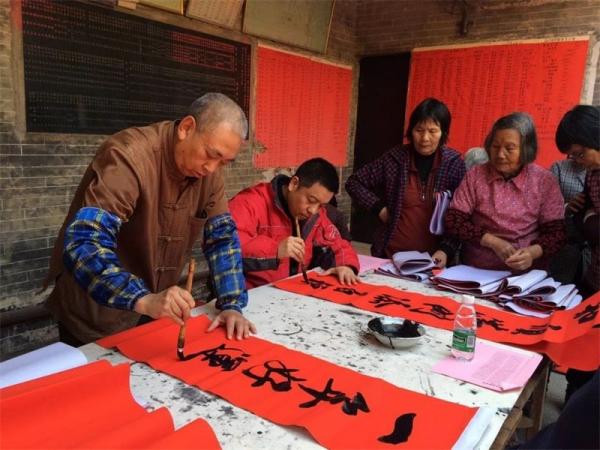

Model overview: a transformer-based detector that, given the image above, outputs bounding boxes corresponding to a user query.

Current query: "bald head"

[186,93,248,140]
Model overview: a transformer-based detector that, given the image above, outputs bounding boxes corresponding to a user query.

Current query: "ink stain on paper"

[378,413,416,444]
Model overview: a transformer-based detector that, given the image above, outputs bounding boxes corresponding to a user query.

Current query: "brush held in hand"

[177,258,196,360]
[294,217,310,284]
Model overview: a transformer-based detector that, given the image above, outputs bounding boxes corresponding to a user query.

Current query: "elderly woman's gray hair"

[187,92,248,139]
[464,147,489,170]
[484,112,538,165]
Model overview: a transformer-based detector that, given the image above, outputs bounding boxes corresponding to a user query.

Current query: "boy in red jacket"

[230,158,360,288]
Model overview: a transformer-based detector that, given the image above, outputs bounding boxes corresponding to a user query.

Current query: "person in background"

[310,195,352,271]
[230,158,360,289]
[548,157,588,284]
[555,104,600,404]
[345,98,466,267]
[445,112,566,272]
[464,147,489,170]
[44,93,256,344]
[555,104,600,298]
[516,370,599,450]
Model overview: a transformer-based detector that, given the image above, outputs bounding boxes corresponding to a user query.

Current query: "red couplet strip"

[99,315,477,449]
[273,274,600,370]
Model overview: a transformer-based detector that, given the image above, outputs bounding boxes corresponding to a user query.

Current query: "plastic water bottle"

[451,295,477,360]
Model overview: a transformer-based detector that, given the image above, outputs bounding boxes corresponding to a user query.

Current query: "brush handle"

[294,216,302,239]
[294,217,309,282]
[177,258,196,360]
[185,258,196,292]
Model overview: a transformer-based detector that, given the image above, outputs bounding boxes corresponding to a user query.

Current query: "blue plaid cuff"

[63,207,150,311]
[204,213,248,312]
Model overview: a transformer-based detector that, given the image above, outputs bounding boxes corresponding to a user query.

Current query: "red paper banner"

[0,360,220,449]
[99,315,477,449]
[406,39,589,168]
[273,275,600,371]
[254,46,352,168]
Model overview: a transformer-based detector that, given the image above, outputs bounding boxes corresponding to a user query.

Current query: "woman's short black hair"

[294,158,339,193]
[406,98,452,147]
[555,105,600,153]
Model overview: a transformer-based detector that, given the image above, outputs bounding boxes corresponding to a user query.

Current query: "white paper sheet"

[503,270,548,294]
[503,302,551,318]
[392,251,435,275]
[430,190,452,236]
[433,265,511,288]
[517,277,559,296]
[0,342,88,388]
[376,262,432,281]
[452,406,495,450]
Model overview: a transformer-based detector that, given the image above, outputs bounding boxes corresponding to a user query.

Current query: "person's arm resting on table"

[204,212,257,340]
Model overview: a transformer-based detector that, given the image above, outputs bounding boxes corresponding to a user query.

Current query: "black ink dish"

[366,318,426,349]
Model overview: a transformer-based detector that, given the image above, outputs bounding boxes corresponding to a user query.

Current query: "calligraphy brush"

[177,257,196,361]
[294,217,310,284]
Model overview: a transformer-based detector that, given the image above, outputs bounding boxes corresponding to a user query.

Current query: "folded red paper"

[0,360,220,449]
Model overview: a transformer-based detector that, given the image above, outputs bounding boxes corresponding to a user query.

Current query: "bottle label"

[452,329,476,352]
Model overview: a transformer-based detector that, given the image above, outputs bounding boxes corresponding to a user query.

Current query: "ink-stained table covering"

[80,272,546,449]
[273,274,600,371]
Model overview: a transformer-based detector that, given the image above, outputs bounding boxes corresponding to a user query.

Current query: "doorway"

[349,53,411,246]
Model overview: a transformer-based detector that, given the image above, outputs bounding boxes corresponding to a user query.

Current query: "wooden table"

[81,271,546,449]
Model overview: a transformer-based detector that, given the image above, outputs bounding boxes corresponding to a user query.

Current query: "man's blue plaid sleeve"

[63,207,150,310]
[204,213,248,312]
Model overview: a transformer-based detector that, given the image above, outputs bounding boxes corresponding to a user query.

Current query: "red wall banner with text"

[406,39,589,168]
[254,46,352,168]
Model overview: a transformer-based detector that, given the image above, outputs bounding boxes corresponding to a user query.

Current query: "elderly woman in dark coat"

[345,98,466,267]
[445,112,566,271]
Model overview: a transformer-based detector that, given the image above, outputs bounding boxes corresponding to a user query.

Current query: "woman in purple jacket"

[346,98,466,266]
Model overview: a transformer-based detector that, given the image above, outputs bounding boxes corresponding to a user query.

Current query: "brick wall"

[3,0,598,357]
[0,0,358,358]
[356,0,600,104]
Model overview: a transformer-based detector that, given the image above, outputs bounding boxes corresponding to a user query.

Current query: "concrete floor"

[543,371,566,426]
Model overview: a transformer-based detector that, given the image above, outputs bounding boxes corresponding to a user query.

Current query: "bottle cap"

[462,295,475,305]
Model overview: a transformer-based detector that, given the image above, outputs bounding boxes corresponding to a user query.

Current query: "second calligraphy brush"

[177,257,196,361]
[294,217,310,284]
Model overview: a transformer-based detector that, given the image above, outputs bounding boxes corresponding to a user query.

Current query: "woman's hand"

[431,250,448,268]
[481,233,517,261]
[505,245,542,271]
[378,207,389,224]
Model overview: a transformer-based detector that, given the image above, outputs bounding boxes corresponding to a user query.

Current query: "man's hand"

[134,286,195,326]
[378,207,389,224]
[431,250,448,268]
[277,236,305,262]
[481,233,517,261]
[206,310,257,340]
[323,266,359,285]
[505,245,541,271]
[567,192,586,214]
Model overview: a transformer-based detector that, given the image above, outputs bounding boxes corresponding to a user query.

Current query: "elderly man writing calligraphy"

[44,93,256,345]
